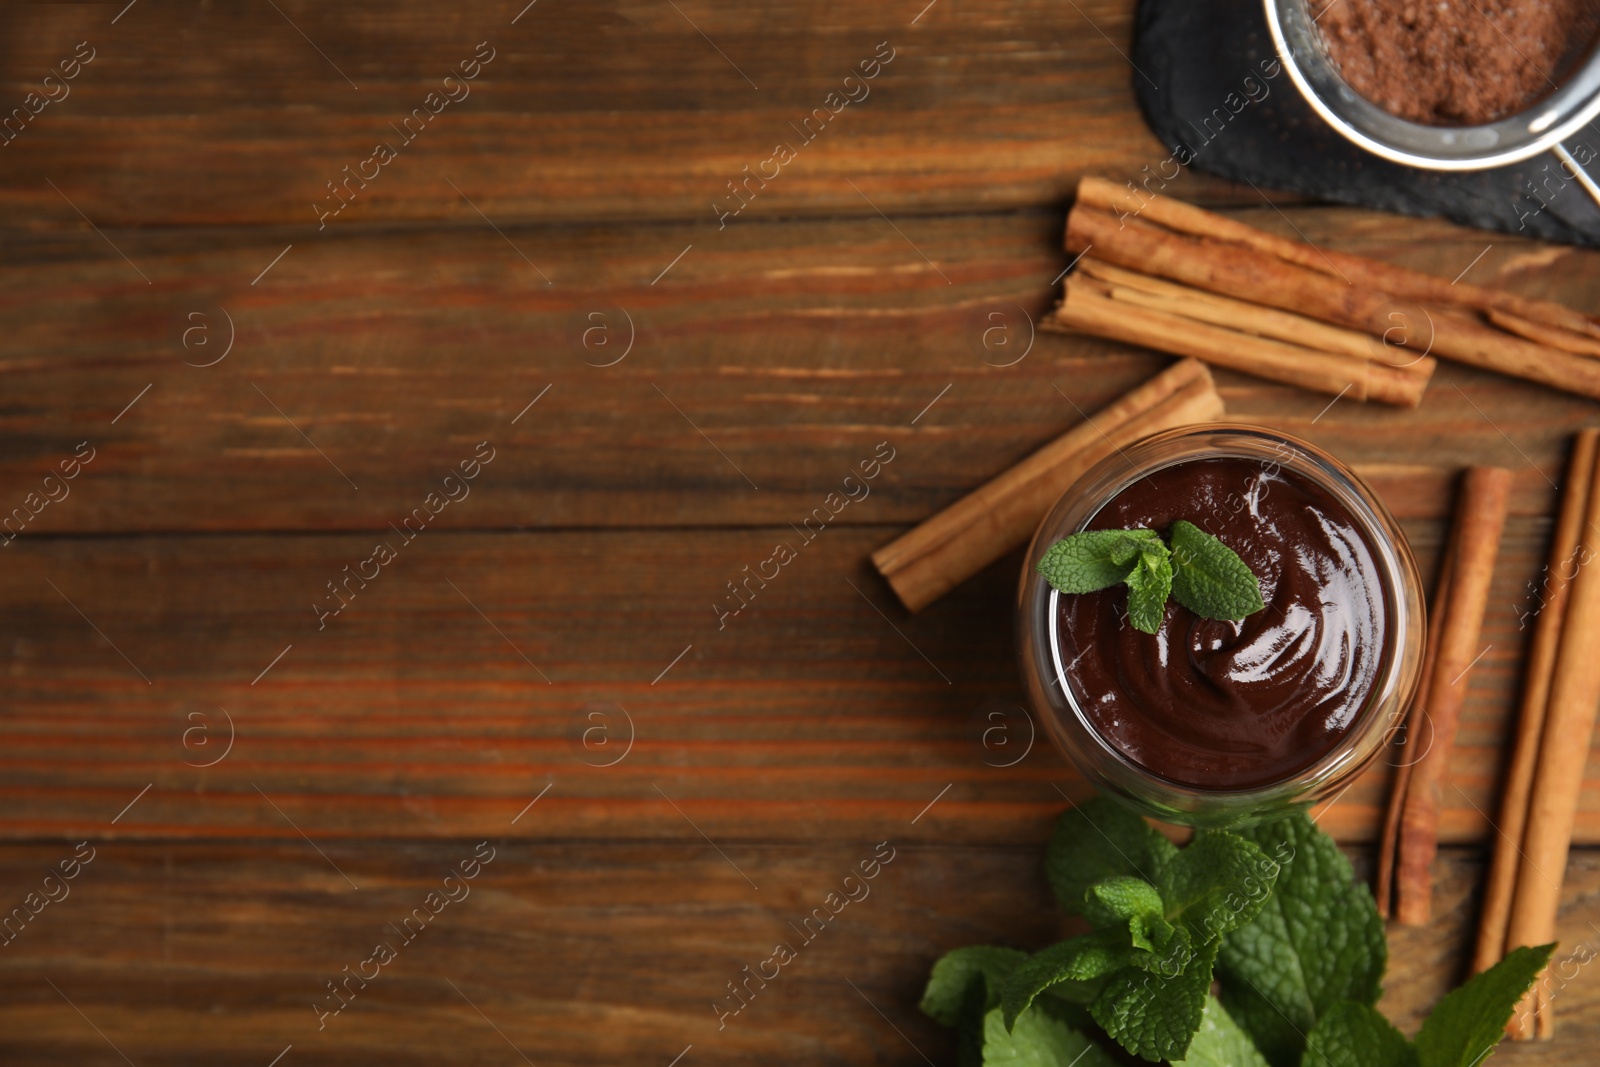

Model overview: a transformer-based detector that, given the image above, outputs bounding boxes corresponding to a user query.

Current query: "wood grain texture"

[0,209,1595,534]
[0,206,1595,848]
[0,841,1592,1066]
[4,0,1600,1059]
[0,0,1249,229]
[0,511,1580,846]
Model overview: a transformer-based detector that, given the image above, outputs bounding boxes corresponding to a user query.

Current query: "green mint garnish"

[918,945,1026,1027]
[921,945,1115,1067]
[1302,1001,1416,1067]
[1091,933,1218,1061]
[1158,830,1280,943]
[1176,997,1272,1067]
[1169,519,1267,619]
[1036,528,1162,593]
[1413,943,1556,1067]
[982,1003,1120,1067]
[1000,930,1143,1028]
[1125,542,1174,634]
[920,801,1555,1067]
[1038,521,1263,634]
[997,798,1281,1061]
[1045,796,1179,912]
[1215,812,1388,1066]
[1082,875,1168,949]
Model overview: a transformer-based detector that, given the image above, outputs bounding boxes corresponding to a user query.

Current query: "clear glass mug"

[1015,423,1426,827]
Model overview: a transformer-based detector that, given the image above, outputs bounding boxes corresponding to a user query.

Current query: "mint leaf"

[1083,876,1167,948]
[1041,521,1265,634]
[1046,798,1178,916]
[1001,932,1141,1028]
[1078,874,1176,956]
[1169,520,1264,621]
[1125,542,1174,634]
[1129,912,1178,956]
[1125,920,1194,977]
[1173,997,1272,1067]
[982,1004,1120,1067]
[1092,932,1217,1062]
[1414,943,1555,1067]
[1300,1001,1416,1067]
[922,945,1028,1027]
[1038,529,1161,594]
[1216,812,1385,1067]
[1158,830,1279,944]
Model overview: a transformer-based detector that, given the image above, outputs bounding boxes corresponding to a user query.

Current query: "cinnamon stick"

[871,359,1223,613]
[1488,308,1600,359]
[1057,273,1431,407]
[1502,442,1600,1037]
[1078,176,1600,345]
[1376,543,1455,919]
[1475,431,1599,997]
[1078,257,1412,367]
[1067,205,1600,402]
[1394,466,1515,926]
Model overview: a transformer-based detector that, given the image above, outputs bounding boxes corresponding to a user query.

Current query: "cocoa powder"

[1312,0,1600,126]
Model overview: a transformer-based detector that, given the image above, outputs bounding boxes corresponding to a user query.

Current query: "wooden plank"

[0,840,1592,1064]
[0,209,1595,535]
[0,516,1583,846]
[1361,847,1600,1053]
[0,0,1248,229]
[4,5,1593,1067]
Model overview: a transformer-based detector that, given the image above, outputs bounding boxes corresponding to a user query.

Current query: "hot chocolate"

[1054,455,1388,790]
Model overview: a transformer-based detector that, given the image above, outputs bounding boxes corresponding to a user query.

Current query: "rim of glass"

[1029,423,1420,808]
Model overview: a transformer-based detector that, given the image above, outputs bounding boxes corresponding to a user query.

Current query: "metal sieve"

[1263,0,1600,208]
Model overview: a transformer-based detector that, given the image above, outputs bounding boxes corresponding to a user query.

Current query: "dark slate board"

[1132,0,1600,248]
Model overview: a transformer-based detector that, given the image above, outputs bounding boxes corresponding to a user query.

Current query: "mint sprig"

[1169,520,1266,620]
[1216,812,1387,1065]
[1039,520,1263,634]
[997,798,1280,1061]
[1176,997,1272,1067]
[1093,933,1218,1061]
[920,803,1555,1067]
[1037,528,1162,593]
[1083,876,1168,949]
[1301,1001,1416,1067]
[919,945,1027,1027]
[982,1002,1120,1067]
[1125,543,1174,634]
[1045,797,1178,910]
[1413,943,1555,1067]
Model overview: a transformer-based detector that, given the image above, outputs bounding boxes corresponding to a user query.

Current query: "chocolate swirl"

[1056,456,1387,790]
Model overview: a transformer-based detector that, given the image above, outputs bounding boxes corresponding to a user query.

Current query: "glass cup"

[1015,423,1426,828]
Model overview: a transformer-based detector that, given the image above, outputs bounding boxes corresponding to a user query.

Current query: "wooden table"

[0,2,1596,1063]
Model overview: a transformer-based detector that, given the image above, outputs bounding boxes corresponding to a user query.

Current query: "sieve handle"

[1553,143,1600,213]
